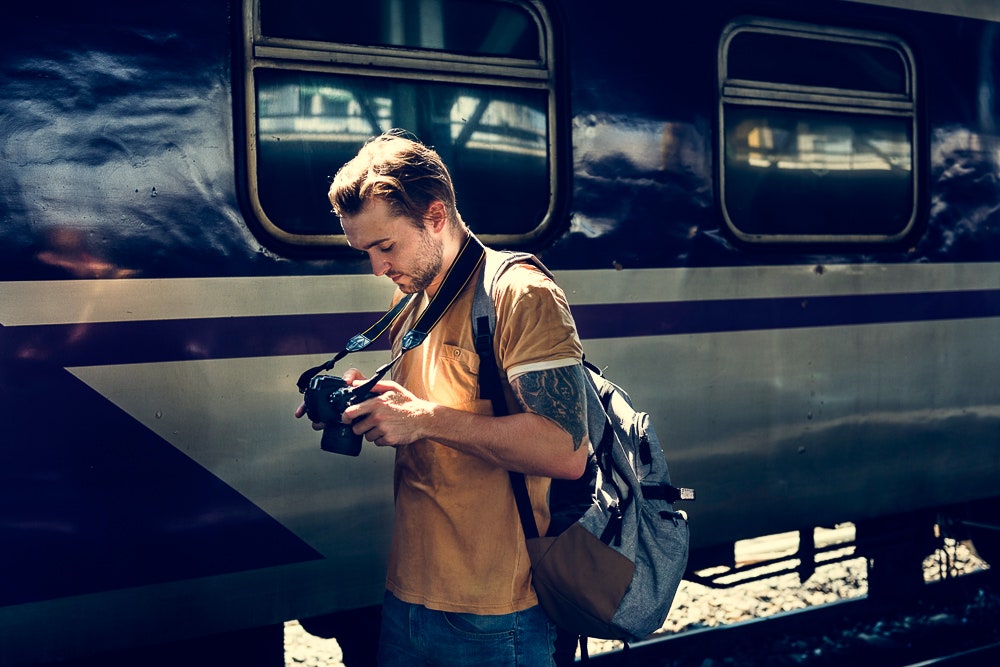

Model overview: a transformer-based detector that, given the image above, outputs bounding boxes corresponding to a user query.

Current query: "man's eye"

[379,244,394,253]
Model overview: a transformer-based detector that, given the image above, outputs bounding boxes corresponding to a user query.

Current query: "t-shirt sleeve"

[492,263,583,381]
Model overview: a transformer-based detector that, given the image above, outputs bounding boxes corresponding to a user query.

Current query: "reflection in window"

[254,71,549,238]
[449,97,546,155]
[719,19,917,243]
[258,83,392,139]
[725,108,913,236]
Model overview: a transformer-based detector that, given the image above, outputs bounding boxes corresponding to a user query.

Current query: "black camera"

[303,374,378,456]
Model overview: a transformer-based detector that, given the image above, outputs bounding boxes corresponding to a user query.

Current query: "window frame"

[717,18,920,245]
[240,0,562,250]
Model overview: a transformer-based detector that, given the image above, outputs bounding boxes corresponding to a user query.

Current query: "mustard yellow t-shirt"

[384,254,583,614]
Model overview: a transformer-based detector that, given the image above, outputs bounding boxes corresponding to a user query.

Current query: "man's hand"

[294,368,370,431]
[341,379,434,447]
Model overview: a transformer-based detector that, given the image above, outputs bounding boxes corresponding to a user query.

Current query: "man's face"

[341,199,444,295]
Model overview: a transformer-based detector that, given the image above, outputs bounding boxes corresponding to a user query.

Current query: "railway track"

[584,569,999,667]
[281,531,994,666]
[906,641,1000,666]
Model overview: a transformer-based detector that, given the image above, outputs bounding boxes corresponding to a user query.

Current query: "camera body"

[303,374,378,455]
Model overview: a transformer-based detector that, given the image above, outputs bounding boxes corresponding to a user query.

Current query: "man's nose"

[370,255,389,277]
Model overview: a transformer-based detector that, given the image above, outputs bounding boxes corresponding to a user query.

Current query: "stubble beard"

[398,229,444,294]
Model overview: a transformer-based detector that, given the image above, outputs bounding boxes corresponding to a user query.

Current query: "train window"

[718,19,918,244]
[260,0,540,59]
[242,0,558,250]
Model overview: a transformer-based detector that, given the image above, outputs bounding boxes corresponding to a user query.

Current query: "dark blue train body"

[2,0,998,663]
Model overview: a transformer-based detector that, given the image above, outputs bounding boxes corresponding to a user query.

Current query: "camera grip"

[320,423,363,456]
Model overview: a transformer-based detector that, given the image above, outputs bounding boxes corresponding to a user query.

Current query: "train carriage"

[2,0,999,663]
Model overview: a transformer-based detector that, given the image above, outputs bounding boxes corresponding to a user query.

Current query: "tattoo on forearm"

[511,365,588,451]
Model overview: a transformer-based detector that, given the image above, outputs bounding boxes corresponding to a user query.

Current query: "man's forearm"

[422,406,587,479]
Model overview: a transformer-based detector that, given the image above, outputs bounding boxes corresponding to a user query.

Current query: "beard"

[397,228,444,294]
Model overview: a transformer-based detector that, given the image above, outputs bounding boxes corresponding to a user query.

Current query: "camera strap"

[295,294,415,392]
[297,232,487,394]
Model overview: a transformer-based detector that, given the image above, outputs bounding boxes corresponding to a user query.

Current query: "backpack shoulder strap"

[472,249,550,354]
[471,248,550,404]
[471,249,551,542]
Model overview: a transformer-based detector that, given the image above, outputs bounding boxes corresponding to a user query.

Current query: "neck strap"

[297,232,485,394]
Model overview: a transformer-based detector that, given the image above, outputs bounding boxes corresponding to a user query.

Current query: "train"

[2,0,999,663]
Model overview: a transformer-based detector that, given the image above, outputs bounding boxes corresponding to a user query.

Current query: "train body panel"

[2,0,1000,662]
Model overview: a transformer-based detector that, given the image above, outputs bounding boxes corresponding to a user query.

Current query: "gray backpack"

[473,249,694,643]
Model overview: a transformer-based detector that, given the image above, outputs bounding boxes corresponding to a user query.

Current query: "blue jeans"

[378,591,557,666]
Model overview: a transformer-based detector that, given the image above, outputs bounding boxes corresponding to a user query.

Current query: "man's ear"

[424,201,449,233]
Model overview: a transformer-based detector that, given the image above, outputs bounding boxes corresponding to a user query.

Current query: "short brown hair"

[329,130,460,229]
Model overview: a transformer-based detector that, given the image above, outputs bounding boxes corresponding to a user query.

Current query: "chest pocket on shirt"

[428,344,483,406]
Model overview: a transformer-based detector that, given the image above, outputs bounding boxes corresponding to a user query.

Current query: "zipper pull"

[600,504,624,546]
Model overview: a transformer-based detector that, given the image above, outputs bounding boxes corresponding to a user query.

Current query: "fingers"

[342,367,367,384]
[364,430,394,448]
[296,373,417,448]
[294,401,326,430]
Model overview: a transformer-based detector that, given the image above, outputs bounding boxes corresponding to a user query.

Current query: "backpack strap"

[471,249,549,373]
[471,251,613,541]
[471,249,546,540]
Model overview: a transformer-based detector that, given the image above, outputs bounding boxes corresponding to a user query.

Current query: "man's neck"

[424,230,471,299]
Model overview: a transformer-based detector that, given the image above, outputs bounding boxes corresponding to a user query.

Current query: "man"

[298,130,588,665]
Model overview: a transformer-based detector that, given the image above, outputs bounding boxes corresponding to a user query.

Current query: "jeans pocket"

[442,610,516,639]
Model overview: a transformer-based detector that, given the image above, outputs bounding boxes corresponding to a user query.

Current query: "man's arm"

[510,364,589,453]
[341,364,589,479]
